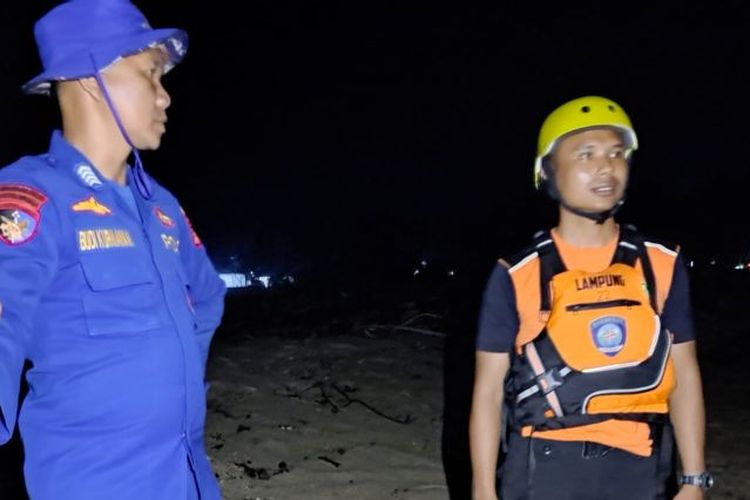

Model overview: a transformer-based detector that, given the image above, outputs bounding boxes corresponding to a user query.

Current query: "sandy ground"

[2,274,750,499]
[202,275,750,500]
[696,307,750,500]
[204,323,750,500]
[205,329,449,500]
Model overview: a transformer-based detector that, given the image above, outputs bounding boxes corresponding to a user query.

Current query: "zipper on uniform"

[565,299,641,312]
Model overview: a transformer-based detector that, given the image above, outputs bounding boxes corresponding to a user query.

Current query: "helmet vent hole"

[581,106,591,113]
[608,105,616,112]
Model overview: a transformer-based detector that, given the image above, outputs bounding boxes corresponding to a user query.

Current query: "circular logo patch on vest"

[590,316,626,357]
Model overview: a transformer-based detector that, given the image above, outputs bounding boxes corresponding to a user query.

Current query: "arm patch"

[179,207,203,248]
[0,184,48,246]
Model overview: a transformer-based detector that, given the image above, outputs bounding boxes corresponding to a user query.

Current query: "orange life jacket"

[505,226,676,431]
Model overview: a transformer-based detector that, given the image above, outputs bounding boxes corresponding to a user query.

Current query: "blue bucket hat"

[23,0,188,95]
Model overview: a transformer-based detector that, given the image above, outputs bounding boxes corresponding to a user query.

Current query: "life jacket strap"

[522,342,566,417]
[517,340,573,408]
[535,234,564,313]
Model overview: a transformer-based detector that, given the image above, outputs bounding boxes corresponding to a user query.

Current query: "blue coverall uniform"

[0,131,226,499]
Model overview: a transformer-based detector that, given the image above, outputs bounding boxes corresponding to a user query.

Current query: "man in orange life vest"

[469,97,710,499]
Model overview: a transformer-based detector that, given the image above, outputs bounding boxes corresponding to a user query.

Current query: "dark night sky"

[1,2,749,279]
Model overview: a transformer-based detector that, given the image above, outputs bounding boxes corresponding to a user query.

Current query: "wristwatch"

[679,472,714,490]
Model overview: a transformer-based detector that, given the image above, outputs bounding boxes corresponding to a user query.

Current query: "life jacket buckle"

[536,367,564,395]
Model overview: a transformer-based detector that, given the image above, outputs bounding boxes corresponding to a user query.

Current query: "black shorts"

[499,426,675,500]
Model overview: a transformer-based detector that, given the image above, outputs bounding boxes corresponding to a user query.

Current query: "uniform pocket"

[79,254,162,336]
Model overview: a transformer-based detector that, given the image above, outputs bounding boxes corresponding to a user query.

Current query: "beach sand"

[206,329,449,500]
[1,275,749,499]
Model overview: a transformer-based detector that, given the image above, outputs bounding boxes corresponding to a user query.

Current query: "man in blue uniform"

[0,1,226,498]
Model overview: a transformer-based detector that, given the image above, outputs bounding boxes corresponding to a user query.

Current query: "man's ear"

[540,156,553,180]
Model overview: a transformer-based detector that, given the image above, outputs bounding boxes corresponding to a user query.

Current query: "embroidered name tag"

[78,229,135,251]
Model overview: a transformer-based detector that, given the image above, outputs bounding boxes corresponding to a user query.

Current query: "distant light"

[689,261,694,268]
[219,273,248,288]
[710,260,717,266]
[258,276,271,288]
[420,260,428,267]
[734,263,744,270]
[448,270,455,276]
[413,269,420,276]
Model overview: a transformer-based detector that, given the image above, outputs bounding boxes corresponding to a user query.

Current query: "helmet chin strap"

[541,159,624,225]
[560,197,624,224]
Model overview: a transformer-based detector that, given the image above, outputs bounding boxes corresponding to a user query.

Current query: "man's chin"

[587,195,624,213]
[137,136,163,151]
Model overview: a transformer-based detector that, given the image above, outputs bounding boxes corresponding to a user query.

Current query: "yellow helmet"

[534,96,638,188]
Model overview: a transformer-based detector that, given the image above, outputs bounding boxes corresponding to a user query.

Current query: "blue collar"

[46,130,153,200]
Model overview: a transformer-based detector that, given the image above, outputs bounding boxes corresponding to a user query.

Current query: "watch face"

[704,474,714,488]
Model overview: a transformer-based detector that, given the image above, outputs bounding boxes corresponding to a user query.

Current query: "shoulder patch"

[74,163,103,189]
[179,207,203,248]
[0,184,48,246]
